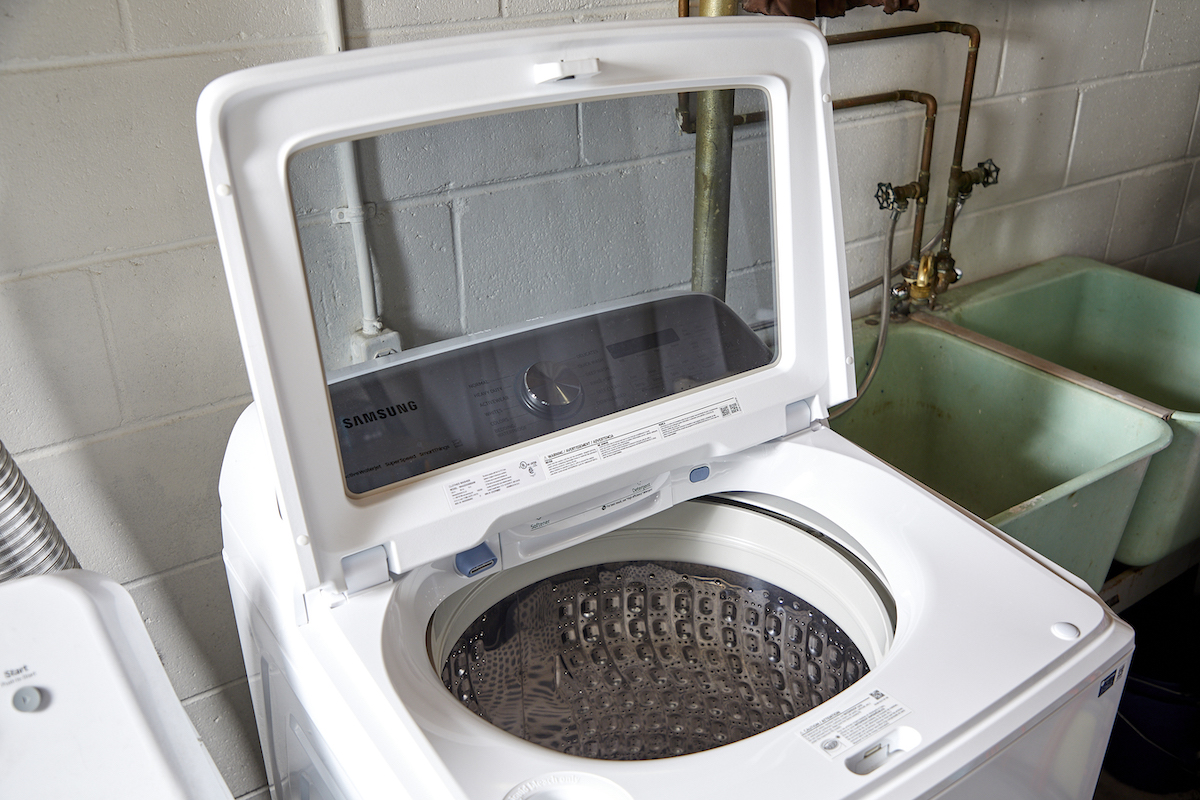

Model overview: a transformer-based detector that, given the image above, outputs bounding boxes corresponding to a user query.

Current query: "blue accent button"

[455,542,498,577]
[689,466,710,483]
[12,686,45,713]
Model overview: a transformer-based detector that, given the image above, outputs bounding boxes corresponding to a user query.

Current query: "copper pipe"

[827,21,980,276]
[832,90,937,265]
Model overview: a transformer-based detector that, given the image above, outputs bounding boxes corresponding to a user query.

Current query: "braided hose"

[830,207,902,420]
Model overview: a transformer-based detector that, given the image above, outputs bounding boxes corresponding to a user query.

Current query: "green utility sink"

[831,322,1171,590]
[934,256,1200,567]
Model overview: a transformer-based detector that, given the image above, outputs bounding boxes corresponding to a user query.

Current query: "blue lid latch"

[455,542,498,577]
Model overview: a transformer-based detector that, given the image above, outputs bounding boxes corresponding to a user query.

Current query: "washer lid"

[200,18,852,590]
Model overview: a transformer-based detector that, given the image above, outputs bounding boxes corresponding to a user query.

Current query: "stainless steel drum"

[442,559,869,760]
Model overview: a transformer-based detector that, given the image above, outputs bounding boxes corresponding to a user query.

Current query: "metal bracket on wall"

[331,203,376,225]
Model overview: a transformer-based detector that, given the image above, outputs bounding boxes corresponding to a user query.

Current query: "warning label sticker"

[443,397,742,508]
[543,398,741,478]
[801,689,911,758]
[445,458,547,508]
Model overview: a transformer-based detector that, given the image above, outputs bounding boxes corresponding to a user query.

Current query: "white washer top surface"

[0,571,233,800]
[271,427,1129,800]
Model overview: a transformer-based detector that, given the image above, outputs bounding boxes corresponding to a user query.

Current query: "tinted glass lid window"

[288,89,777,494]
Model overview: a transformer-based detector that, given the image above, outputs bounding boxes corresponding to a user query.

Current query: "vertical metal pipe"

[906,91,937,264]
[937,24,980,260]
[676,0,692,132]
[831,90,937,265]
[690,0,737,301]
[322,0,385,341]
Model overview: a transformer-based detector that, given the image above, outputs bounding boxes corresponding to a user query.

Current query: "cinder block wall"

[295,94,774,368]
[1,1,1197,797]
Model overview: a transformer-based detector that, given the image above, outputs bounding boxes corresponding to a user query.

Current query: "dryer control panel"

[329,293,772,494]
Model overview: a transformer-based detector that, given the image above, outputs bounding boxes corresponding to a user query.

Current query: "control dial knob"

[520,361,584,418]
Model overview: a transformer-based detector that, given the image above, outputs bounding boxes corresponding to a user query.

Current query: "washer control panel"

[329,293,773,494]
[520,361,585,418]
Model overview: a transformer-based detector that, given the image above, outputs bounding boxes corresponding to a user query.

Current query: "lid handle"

[533,57,600,84]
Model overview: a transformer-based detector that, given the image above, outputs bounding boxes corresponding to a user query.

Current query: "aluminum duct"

[0,438,79,582]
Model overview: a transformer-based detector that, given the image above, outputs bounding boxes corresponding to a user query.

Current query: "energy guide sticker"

[801,689,911,758]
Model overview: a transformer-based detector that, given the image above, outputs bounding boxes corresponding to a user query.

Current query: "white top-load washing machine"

[199,17,1134,800]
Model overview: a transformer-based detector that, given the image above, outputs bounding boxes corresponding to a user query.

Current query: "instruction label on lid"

[543,397,742,478]
[443,397,741,509]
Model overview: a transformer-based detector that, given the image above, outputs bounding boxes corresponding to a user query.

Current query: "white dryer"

[200,18,1134,800]
[0,571,234,800]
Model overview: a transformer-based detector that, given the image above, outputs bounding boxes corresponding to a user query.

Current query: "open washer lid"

[199,17,853,593]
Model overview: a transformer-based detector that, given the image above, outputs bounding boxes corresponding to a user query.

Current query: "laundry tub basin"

[831,321,1171,590]
[933,256,1200,566]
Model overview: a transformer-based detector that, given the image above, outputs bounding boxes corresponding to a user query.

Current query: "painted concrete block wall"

[296,94,773,370]
[2,1,1199,798]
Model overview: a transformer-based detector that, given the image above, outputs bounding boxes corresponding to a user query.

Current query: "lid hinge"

[341,545,392,595]
[785,397,816,435]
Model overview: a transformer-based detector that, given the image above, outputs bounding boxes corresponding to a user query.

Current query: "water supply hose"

[0,438,79,582]
[830,208,902,420]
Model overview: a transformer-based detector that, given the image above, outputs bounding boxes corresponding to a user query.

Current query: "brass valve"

[906,253,937,302]
[958,158,1000,195]
[935,251,959,293]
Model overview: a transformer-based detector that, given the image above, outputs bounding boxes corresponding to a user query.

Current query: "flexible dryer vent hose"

[0,438,79,583]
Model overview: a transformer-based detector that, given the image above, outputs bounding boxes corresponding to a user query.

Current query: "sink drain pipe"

[0,438,79,583]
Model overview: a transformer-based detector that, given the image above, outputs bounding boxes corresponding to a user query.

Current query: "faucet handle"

[957,159,1000,197]
[977,158,1000,187]
[875,182,904,211]
[876,181,920,211]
